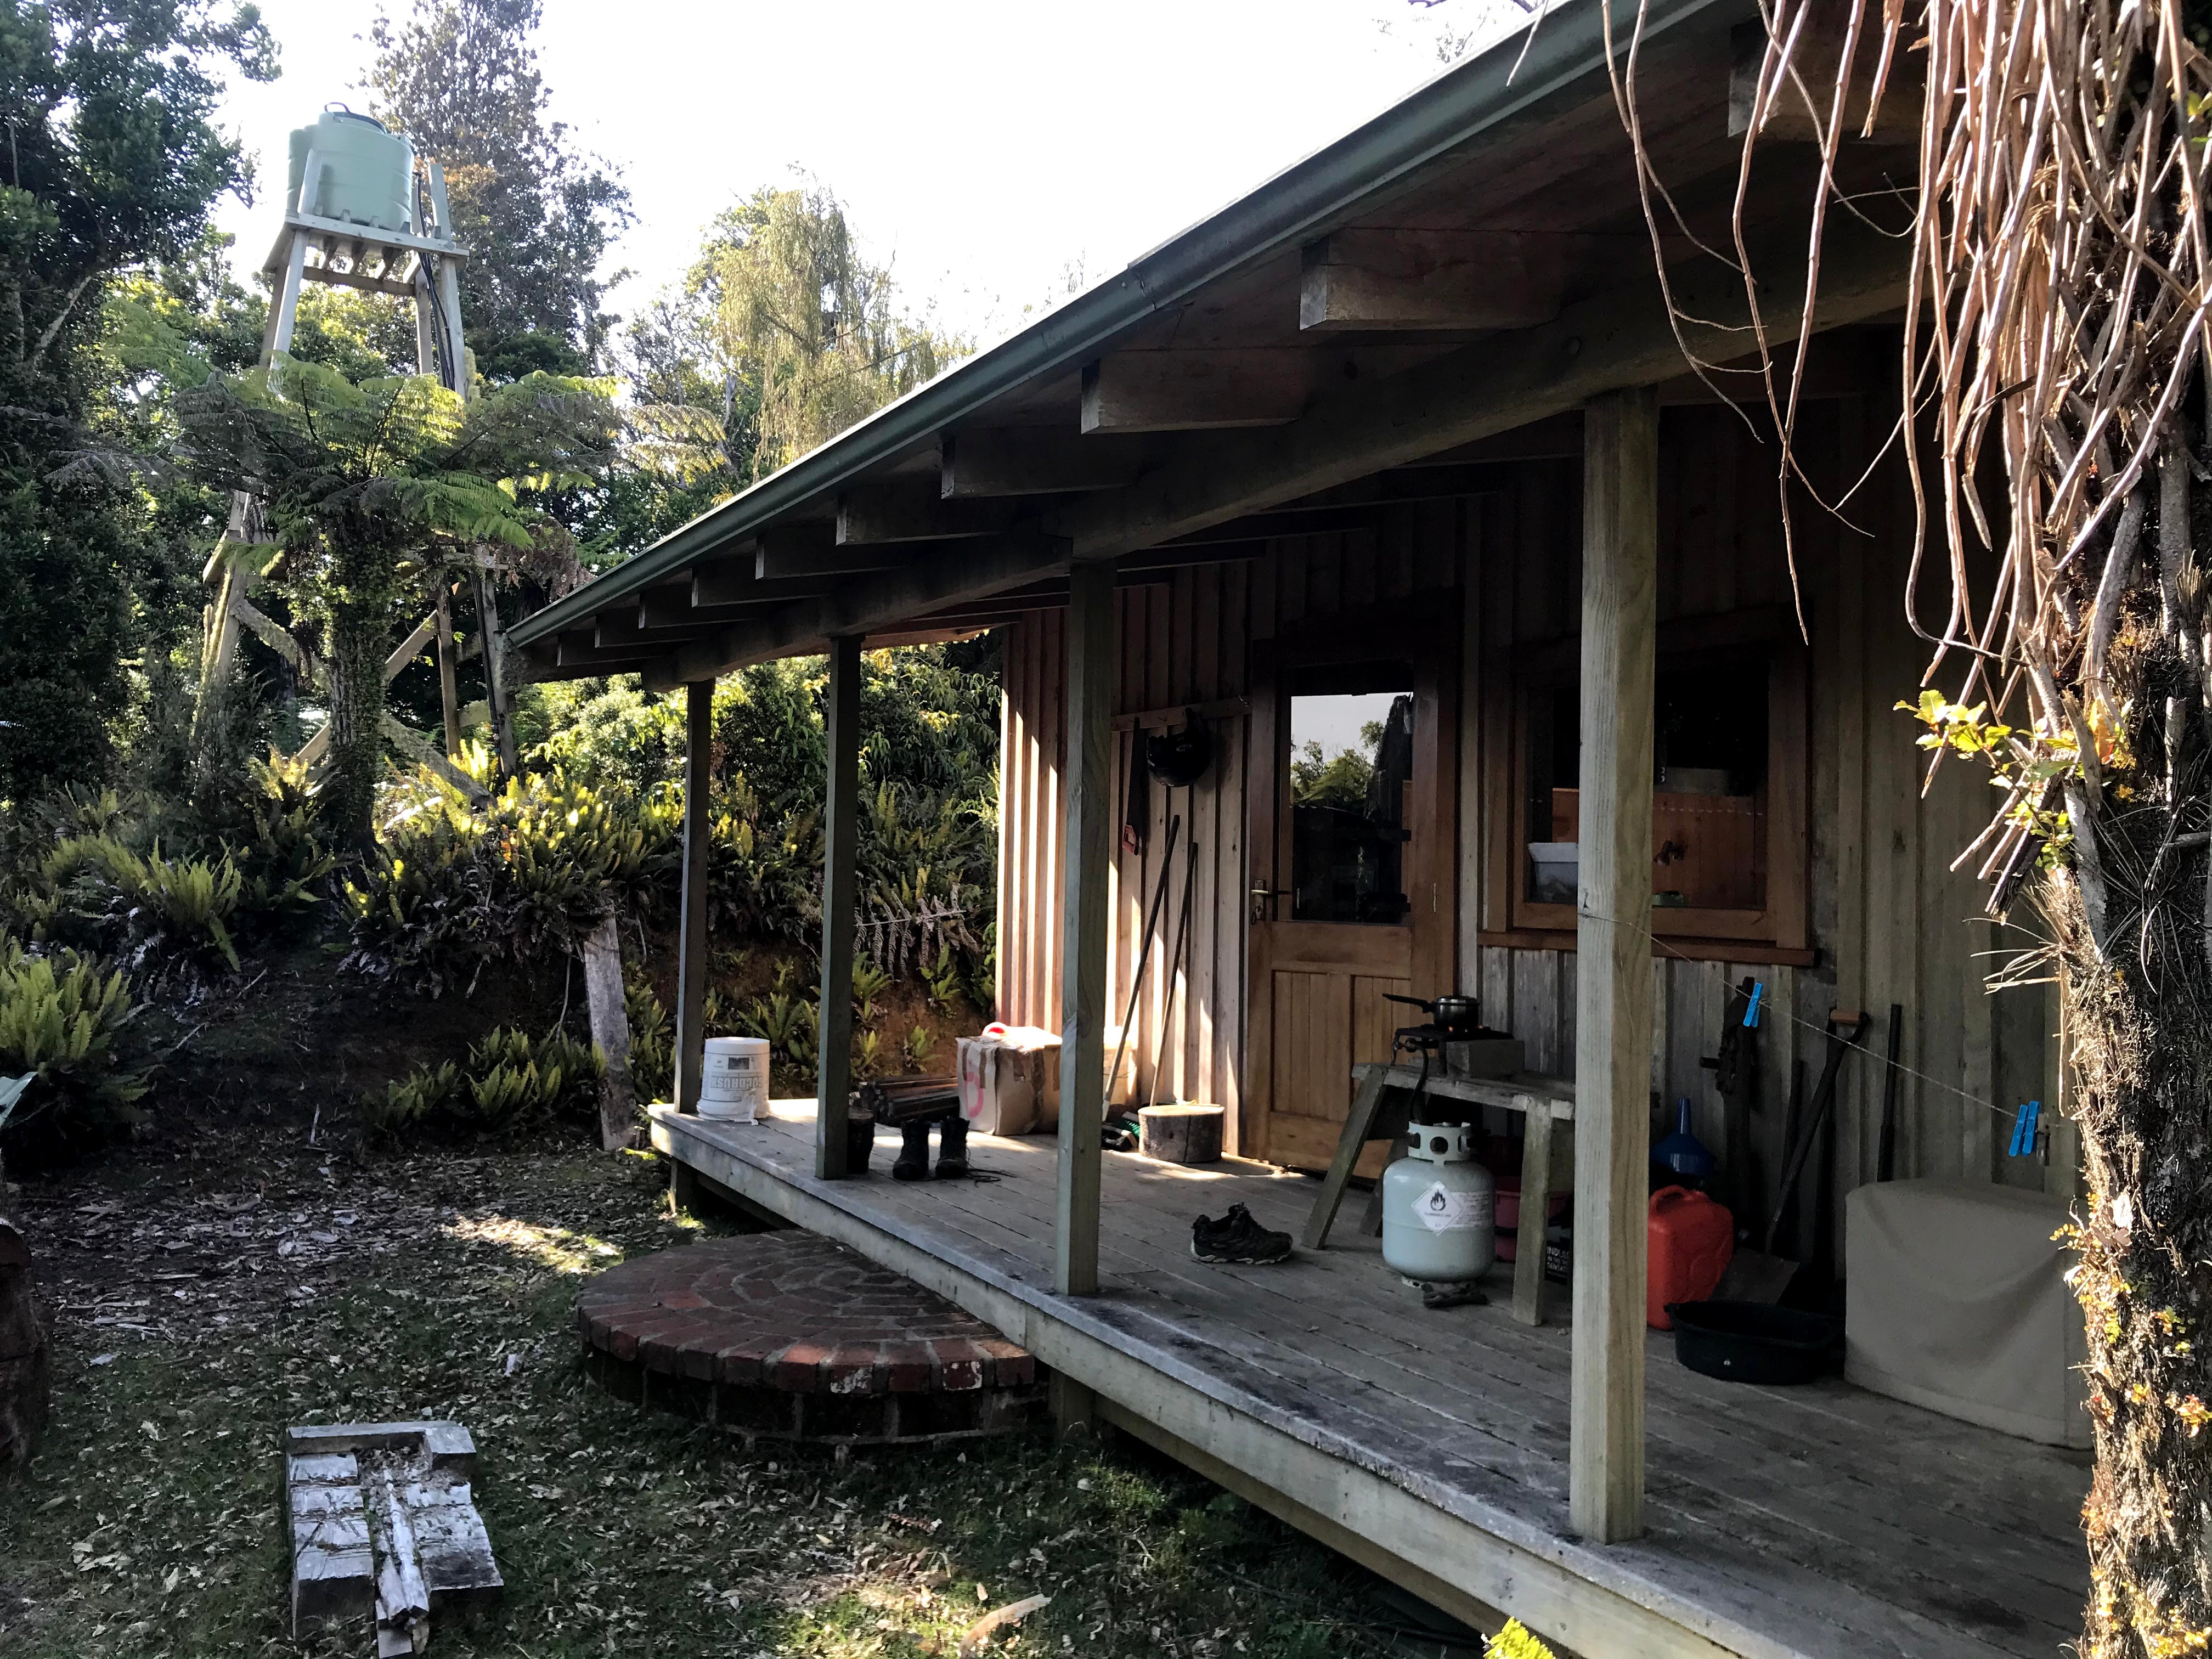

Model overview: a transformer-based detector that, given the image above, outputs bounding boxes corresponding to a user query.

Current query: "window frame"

[1481,605,1811,964]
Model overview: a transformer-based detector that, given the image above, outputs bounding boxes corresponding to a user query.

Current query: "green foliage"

[371,1025,604,1135]
[901,1023,935,1072]
[0,0,276,804]
[623,977,672,1104]
[0,936,147,1149]
[343,760,678,992]
[173,359,623,845]
[1290,739,1377,810]
[922,943,963,1011]
[2,755,332,982]
[850,960,891,1025]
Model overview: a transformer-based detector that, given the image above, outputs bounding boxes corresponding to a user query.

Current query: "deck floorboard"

[655,1104,2089,1659]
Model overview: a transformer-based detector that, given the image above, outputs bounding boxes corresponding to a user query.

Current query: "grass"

[0,1139,1431,1659]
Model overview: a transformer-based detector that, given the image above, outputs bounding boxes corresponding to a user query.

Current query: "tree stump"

[0,1216,49,1474]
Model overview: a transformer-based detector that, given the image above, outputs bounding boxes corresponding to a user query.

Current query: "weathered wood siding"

[997,396,2062,1215]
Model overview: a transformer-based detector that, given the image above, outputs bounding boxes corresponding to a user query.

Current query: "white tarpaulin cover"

[1844,1178,2089,1448]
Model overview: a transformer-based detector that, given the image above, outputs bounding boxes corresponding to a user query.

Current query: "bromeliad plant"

[372,1025,605,1135]
[343,758,679,994]
[0,936,148,1153]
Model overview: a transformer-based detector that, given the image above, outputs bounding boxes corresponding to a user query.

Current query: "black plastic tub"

[1664,1300,1842,1385]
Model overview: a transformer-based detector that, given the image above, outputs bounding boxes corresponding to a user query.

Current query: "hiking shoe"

[1191,1203,1293,1265]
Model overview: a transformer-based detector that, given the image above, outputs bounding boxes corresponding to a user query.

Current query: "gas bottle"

[1381,1123,1496,1284]
[1647,1186,1735,1329]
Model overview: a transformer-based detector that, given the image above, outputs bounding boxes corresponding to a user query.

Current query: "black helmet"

[1147,712,1213,787]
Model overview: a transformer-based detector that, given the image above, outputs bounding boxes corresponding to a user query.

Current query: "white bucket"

[698,1036,770,1121]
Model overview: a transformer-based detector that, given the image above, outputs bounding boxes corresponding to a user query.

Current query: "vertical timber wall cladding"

[996,511,1467,1150]
[996,395,2058,1216]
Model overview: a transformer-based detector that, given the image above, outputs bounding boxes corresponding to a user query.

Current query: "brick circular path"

[575,1233,1041,1444]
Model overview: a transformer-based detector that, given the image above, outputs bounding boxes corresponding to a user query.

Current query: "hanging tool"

[1147,835,1201,1110]
[1764,1009,1870,1256]
[1716,1010,1869,1304]
[1701,976,1760,1221]
[1106,814,1180,1113]
[1875,1002,1905,1181]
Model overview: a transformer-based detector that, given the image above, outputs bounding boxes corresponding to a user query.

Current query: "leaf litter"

[0,1136,1413,1658]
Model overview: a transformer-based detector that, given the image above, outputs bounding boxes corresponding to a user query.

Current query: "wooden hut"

[511,2,2087,1651]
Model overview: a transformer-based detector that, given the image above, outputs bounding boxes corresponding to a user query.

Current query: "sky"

[208,0,1523,349]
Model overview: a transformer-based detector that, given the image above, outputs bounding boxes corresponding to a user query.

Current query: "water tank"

[286,106,415,235]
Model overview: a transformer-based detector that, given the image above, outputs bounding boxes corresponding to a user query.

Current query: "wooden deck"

[651,1103,2089,1659]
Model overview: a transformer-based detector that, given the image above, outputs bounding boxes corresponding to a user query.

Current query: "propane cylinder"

[1381,1122,1497,1284]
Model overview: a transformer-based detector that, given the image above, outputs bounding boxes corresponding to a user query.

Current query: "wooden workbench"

[1301,1063,1576,1324]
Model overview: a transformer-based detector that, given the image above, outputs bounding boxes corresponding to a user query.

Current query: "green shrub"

[370,1026,605,1136]
[345,763,676,992]
[624,978,672,1103]
[2,757,332,981]
[0,936,147,1149]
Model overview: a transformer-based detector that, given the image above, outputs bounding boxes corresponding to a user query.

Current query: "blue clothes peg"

[1742,981,1765,1028]
[2008,1099,2041,1158]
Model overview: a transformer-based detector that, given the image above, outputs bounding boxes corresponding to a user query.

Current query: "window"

[1495,613,1808,957]
[1288,664,1416,924]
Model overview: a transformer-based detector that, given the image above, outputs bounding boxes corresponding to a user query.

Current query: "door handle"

[1251,885,1286,920]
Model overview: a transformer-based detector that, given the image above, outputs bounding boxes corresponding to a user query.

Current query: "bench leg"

[1300,1068,1392,1251]
[1512,1108,1555,1325]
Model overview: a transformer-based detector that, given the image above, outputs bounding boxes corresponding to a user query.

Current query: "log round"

[575,1233,1044,1446]
[0,1216,50,1474]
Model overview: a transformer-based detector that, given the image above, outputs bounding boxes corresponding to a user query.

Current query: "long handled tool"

[1713,1011,1869,1304]
[1105,814,1180,1109]
[1875,1001,1905,1181]
[1146,834,1201,1111]
[1764,1009,1870,1256]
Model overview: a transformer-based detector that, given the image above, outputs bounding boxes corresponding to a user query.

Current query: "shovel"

[1712,1008,1869,1304]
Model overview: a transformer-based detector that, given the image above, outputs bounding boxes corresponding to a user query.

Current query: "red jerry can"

[1647,1186,1734,1330]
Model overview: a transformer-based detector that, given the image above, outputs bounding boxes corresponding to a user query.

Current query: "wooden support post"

[434,583,462,759]
[471,568,518,772]
[673,681,714,1115]
[816,634,863,1180]
[1055,561,1115,1296]
[583,913,637,1150]
[1569,387,1658,1545]
[1049,1372,1097,1443]
[264,227,308,363]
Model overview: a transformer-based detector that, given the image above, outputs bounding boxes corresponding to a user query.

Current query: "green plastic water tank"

[286,106,415,234]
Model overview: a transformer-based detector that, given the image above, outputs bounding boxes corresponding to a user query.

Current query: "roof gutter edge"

[512,0,1737,653]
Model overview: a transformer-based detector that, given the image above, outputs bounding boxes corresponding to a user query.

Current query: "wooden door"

[1246,607,1457,1170]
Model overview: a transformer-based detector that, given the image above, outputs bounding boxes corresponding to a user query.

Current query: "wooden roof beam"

[1300,229,1564,333]
[939,428,1149,498]
[553,631,667,674]
[836,478,1027,544]
[642,530,1074,692]
[1080,349,1315,433]
[1052,211,1910,562]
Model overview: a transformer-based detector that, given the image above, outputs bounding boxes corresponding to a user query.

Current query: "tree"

[0,0,275,804]
[669,180,967,479]
[1698,1,2212,1651]
[173,361,620,847]
[367,0,630,377]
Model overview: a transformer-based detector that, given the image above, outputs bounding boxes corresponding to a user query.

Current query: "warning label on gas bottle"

[1415,1181,1487,1233]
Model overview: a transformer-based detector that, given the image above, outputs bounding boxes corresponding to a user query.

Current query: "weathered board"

[995,390,2062,1231]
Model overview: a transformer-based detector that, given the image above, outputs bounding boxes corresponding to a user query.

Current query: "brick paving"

[574,1233,1043,1444]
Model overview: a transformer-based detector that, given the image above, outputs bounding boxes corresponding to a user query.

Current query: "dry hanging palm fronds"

[1612,0,2212,1649]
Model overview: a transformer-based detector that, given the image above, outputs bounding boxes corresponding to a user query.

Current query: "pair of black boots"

[891,1111,969,1181]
